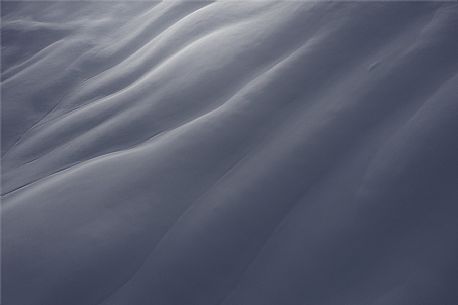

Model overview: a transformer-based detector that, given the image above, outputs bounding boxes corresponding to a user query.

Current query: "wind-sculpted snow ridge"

[1,1,458,305]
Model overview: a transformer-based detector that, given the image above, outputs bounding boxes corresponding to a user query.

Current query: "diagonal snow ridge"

[2,2,458,305]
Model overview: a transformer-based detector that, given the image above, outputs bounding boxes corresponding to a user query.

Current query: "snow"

[2,1,458,305]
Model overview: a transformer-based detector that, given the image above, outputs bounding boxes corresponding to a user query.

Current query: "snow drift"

[1,1,458,305]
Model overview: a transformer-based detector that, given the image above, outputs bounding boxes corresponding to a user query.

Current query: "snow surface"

[1,1,458,305]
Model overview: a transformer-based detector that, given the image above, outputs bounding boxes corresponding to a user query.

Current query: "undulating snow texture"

[1,1,458,305]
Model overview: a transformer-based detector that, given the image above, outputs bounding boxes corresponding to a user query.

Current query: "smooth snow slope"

[1,1,458,305]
